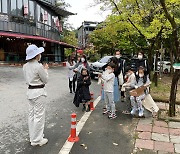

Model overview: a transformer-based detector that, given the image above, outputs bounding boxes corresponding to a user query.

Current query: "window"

[29,1,34,20]
[40,8,44,22]
[17,0,23,16]
[23,0,29,16]
[37,4,40,21]
[11,0,17,15]
[2,0,8,13]
[23,0,28,7]
[47,13,51,26]
[0,0,2,13]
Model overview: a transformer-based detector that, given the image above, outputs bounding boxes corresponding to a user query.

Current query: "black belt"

[28,85,45,89]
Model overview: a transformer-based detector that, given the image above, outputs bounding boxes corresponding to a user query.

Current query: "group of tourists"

[22,44,151,147]
[98,50,151,119]
[66,49,151,120]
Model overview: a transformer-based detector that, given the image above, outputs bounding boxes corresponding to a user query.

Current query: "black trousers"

[69,78,76,92]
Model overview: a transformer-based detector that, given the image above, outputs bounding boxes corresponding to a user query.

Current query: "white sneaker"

[131,108,137,115]
[139,108,144,117]
[31,138,48,146]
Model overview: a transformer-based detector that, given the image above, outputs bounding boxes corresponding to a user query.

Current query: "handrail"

[0,19,61,41]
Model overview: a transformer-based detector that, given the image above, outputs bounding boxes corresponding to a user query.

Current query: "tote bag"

[142,94,159,113]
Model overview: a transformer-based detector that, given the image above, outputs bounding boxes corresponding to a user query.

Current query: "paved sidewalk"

[134,103,180,154]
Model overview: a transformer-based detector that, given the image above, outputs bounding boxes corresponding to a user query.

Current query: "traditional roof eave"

[37,0,75,17]
[0,32,77,48]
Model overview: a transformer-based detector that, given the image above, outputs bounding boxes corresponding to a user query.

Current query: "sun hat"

[26,44,44,60]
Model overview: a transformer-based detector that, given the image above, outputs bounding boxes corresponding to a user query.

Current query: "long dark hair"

[68,56,74,65]
[109,57,118,69]
[136,66,148,83]
[80,54,87,63]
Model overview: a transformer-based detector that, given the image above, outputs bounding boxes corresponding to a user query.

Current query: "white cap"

[26,44,44,60]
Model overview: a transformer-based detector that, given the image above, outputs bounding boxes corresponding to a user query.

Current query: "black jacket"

[73,75,91,107]
[135,59,150,75]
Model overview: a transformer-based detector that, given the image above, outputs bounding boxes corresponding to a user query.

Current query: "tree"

[91,0,180,116]
[62,30,78,56]
[159,0,180,117]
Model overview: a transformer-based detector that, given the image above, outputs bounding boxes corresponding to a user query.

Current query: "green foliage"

[62,30,78,57]
[90,0,180,56]
[62,30,78,46]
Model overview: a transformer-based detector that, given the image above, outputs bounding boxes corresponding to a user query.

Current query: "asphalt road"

[0,66,136,154]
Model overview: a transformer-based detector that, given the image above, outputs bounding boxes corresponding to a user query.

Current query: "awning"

[38,0,75,17]
[0,32,77,48]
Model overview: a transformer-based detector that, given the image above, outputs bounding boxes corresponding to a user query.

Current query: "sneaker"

[31,138,48,146]
[103,110,110,115]
[139,108,144,117]
[130,108,137,115]
[108,114,117,119]
[103,107,107,110]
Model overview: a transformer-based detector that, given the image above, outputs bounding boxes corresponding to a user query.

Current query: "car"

[90,56,113,79]
[157,61,171,74]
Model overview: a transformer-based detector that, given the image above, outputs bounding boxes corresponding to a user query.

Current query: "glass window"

[29,1,34,20]
[40,8,44,22]
[23,0,28,6]
[37,4,40,21]
[47,13,51,26]
[17,0,23,16]
[0,0,2,13]
[2,0,8,13]
[11,0,16,15]
[99,56,113,63]
[23,0,29,16]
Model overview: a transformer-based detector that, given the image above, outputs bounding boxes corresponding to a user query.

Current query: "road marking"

[58,96,101,154]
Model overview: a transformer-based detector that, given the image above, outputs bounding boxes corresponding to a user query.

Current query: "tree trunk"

[169,70,180,116]
[153,51,159,86]
[169,48,174,76]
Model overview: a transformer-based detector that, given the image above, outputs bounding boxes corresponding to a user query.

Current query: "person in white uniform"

[23,44,49,146]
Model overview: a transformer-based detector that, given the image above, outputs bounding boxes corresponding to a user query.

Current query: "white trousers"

[130,94,146,110]
[28,96,46,143]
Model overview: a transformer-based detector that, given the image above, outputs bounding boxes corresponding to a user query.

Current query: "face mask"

[107,69,112,73]
[127,72,131,76]
[81,58,85,62]
[139,73,144,78]
[115,55,121,59]
[138,55,143,59]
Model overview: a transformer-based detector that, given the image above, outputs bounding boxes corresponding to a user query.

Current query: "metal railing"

[38,0,56,5]
[0,20,61,41]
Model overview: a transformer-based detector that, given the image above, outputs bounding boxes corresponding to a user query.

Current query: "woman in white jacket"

[23,44,49,146]
[67,56,76,93]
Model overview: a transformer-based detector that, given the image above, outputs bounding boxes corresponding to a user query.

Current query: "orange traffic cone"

[68,113,79,142]
[90,93,95,110]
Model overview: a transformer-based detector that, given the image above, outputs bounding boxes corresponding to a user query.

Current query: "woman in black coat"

[73,68,91,112]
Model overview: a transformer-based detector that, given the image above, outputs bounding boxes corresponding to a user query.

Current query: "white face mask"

[127,72,131,76]
[107,69,112,73]
[139,73,144,78]
[138,55,143,59]
[81,58,85,62]
[115,55,121,59]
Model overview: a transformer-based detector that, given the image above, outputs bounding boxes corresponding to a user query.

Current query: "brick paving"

[134,103,180,153]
